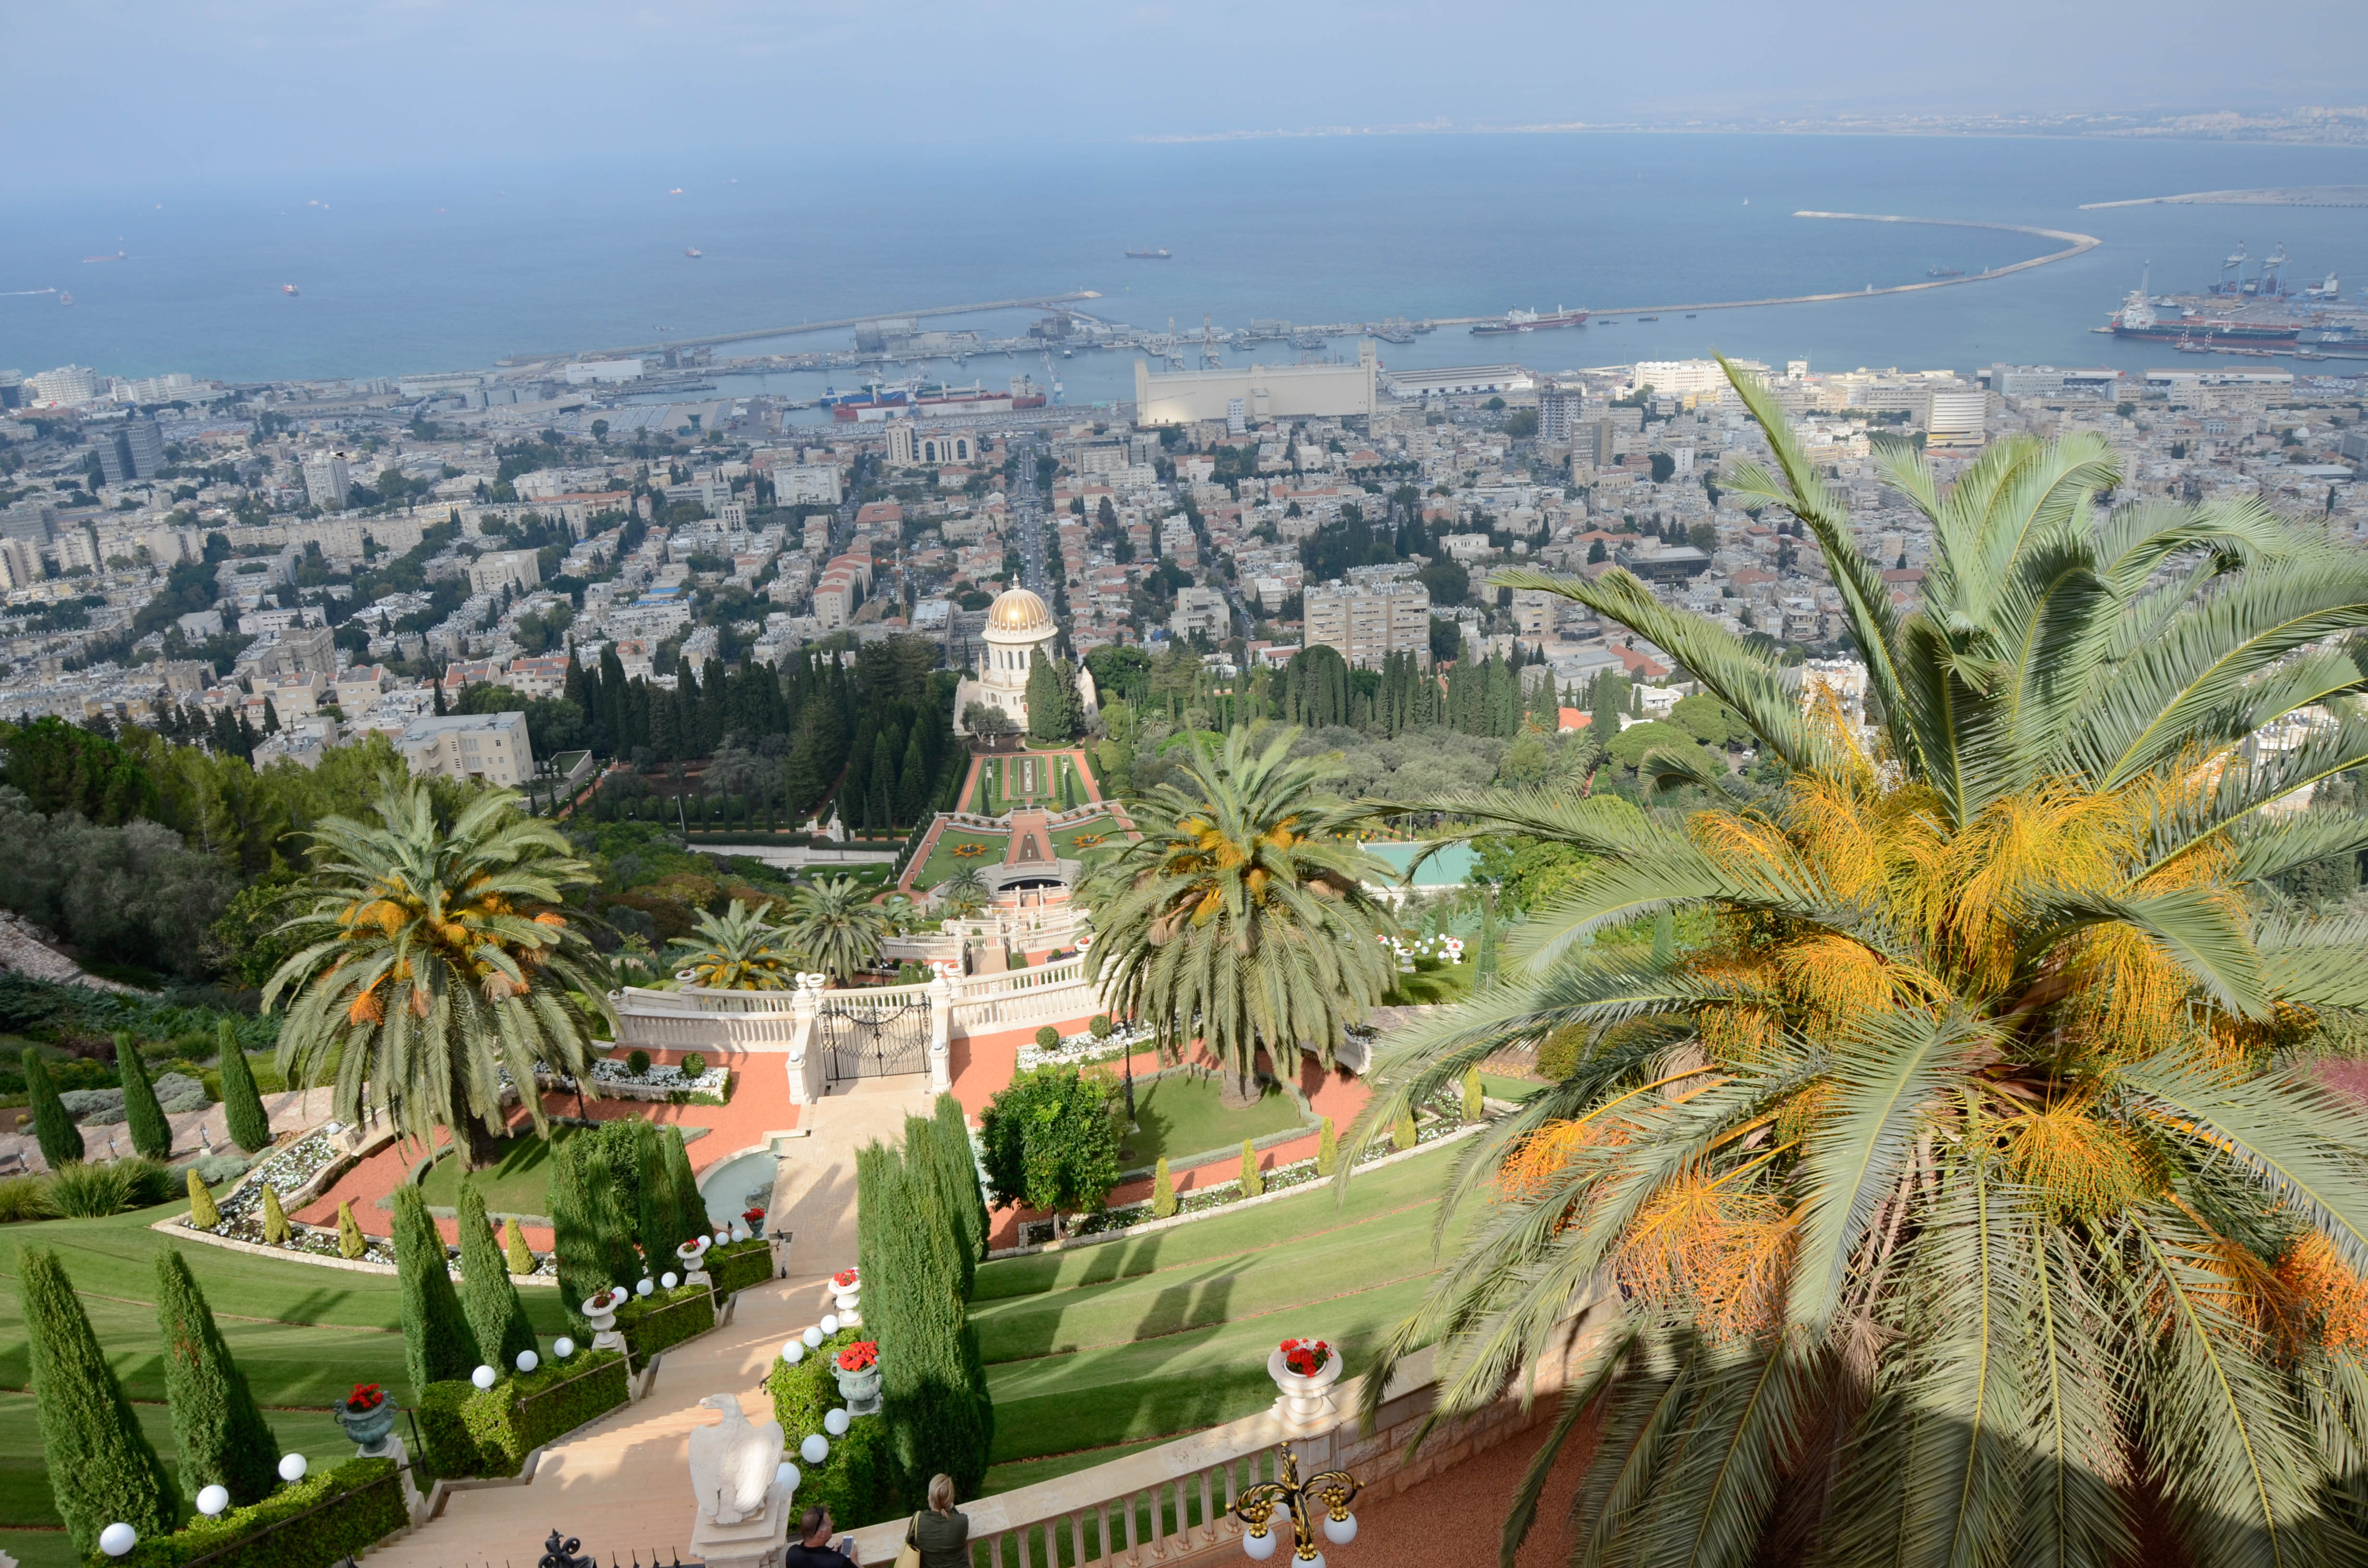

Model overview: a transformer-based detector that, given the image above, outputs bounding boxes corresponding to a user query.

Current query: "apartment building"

[397,711,533,787]
[1303,579,1433,668]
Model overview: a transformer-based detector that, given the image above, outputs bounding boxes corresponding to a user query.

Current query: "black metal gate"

[824,993,930,1079]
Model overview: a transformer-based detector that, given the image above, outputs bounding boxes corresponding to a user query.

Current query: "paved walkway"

[365,1077,935,1568]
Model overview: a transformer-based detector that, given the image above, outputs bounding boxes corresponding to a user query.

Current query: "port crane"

[2220,242,2247,295]
[2260,242,2288,298]
[1201,313,1221,369]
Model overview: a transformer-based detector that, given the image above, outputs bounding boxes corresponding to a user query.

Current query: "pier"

[495,290,1105,366]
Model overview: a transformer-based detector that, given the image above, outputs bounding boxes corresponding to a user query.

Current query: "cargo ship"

[1124,247,1171,259]
[1471,306,1588,336]
[826,377,1048,421]
[2105,282,2299,345]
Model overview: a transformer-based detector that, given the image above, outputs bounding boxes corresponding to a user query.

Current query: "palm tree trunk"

[457,1113,506,1171]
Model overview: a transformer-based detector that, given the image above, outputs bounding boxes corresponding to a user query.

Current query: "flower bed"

[763,1327,898,1529]
[416,1349,630,1479]
[1014,1113,1471,1247]
[103,1456,406,1568]
[616,1281,715,1359]
[537,1057,732,1105]
[1015,1020,1154,1072]
[706,1237,774,1296]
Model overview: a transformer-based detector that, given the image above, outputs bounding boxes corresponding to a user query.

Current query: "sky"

[7,0,2368,194]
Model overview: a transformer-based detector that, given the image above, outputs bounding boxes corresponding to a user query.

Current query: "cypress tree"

[216,1019,271,1154]
[632,1120,681,1273]
[115,1032,172,1162]
[1316,1116,1339,1176]
[1151,1157,1177,1218]
[186,1166,221,1228]
[1463,1064,1486,1123]
[155,1248,281,1506]
[1476,889,1499,980]
[548,1139,607,1329]
[662,1128,708,1253]
[391,1185,481,1397]
[24,1046,83,1168]
[456,1177,536,1369]
[864,1128,991,1507]
[1240,1139,1262,1198]
[1392,1105,1418,1152]
[261,1183,290,1244]
[20,1247,175,1555]
[504,1216,536,1275]
[337,1200,367,1259]
[932,1093,988,1269]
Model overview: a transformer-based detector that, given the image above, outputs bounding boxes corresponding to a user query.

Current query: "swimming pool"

[698,1149,780,1228]
[1361,841,1476,887]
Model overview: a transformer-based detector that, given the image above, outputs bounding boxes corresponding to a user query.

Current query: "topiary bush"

[764,1328,899,1528]
[680,1052,707,1077]
[101,1456,407,1568]
[1035,1025,1059,1050]
[1150,1157,1176,1218]
[187,1168,221,1229]
[1315,1116,1338,1177]
[336,1202,366,1260]
[626,1048,652,1077]
[1535,1022,1585,1083]
[1239,1139,1262,1198]
[615,1282,715,1360]
[706,1237,773,1296]
[415,1351,630,1480]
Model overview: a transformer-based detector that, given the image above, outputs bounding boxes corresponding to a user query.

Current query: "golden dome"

[986,587,1053,634]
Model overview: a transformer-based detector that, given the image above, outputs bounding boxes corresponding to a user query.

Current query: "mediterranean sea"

[6,132,2367,411]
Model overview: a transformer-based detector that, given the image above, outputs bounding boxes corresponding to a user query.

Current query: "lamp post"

[1232,1445,1359,1566]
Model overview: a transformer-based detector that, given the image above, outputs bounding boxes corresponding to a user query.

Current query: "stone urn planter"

[337,1385,398,1454]
[1267,1338,1342,1431]
[830,1268,861,1322]
[832,1341,883,1417]
[677,1237,713,1287]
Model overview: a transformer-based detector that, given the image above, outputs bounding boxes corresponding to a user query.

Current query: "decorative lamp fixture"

[471,1365,498,1390]
[661,1272,679,1290]
[819,1312,839,1335]
[1232,1444,1357,1567]
[635,1277,655,1297]
[802,1325,824,1348]
[800,1433,829,1465]
[823,1408,851,1436]
[195,1485,230,1518]
[517,1349,540,1373]
[278,1453,308,1482]
[781,1339,806,1363]
[99,1524,138,1557]
[776,1461,801,1494]
[554,1337,576,1359]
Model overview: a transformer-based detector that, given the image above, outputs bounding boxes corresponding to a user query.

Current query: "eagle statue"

[688,1393,785,1526]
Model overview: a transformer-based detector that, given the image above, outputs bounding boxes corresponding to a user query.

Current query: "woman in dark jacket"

[909,1474,970,1568]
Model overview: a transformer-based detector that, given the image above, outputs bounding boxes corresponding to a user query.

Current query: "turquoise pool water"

[699,1149,780,1228]
[1362,842,1476,887]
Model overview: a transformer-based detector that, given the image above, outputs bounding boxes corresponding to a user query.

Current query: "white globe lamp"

[195,1484,230,1518]
[781,1340,805,1364]
[278,1453,308,1482]
[635,1277,654,1297]
[661,1272,679,1290]
[819,1312,839,1335]
[823,1408,850,1436]
[471,1364,498,1390]
[516,1349,540,1373]
[800,1433,829,1465]
[1241,1527,1277,1561]
[553,1337,576,1359]
[99,1523,138,1558]
[776,1461,801,1495]
[1324,1513,1358,1544]
[802,1325,824,1348]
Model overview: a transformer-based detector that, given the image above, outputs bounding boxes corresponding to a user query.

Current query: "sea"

[6,132,2368,422]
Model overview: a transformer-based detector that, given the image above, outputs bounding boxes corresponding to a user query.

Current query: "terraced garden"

[970,1140,1470,1492]
[0,1195,575,1568]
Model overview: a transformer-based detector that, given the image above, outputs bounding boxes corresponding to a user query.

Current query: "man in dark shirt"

[784,1504,860,1568]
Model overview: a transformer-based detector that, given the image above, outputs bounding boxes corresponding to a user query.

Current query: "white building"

[1135,342,1379,426]
[1381,364,1535,400]
[1169,586,1229,641]
[1304,579,1433,668]
[301,451,353,510]
[468,549,543,597]
[773,465,844,506]
[397,711,533,787]
[952,587,1099,736]
[27,365,101,407]
[563,358,645,385]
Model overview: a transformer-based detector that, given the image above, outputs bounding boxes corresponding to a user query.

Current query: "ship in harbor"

[1124,247,1171,259]
[824,376,1048,421]
[1927,266,1964,278]
[2105,278,2299,344]
[1472,306,1588,336]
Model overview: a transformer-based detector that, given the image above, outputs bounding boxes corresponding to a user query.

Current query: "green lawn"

[1115,1075,1307,1170]
[911,828,1007,893]
[0,1196,577,1548]
[969,1141,1470,1474]
[1050,817,1122,858]
[413,1127,587,1217]
[1480,1072,1548,1102]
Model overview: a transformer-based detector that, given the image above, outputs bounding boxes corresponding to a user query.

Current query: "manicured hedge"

[97,1457,407,1568]
[616,1282,715,1360]
[707,1238,773,1296]
[764,1328,898,1529]
[416,1350,630,1479]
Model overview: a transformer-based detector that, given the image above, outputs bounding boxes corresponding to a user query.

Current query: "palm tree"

[264,777,611,1169]
[1083,728,1396,1103]
[1355,356,2368,1568]
[668,898,801,990]
[936,864,990,919]
[777,875,890,984]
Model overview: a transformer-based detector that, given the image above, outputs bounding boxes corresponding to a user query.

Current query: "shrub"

[1316,1116,1338,1177]
[931,1093,988,1269]
[25,1046,85,1167]
[116,1031,173,1162]
[614,1282,715,1360]
[261,1184,290,1244]
[680,1051,706,1077]
[1089,1014,1113,1040]
[1150,1157,1176,1218]
[154,1071,210,1114]
[105,1456,407,1568]
[215,1020,271,1154]
[191,1152,251,1185]
[626,1048,652,1076]
[415,1351,629,1480]
[1392,1105,1418,1152]
[120,1156,177,1208]
[1,1173,59,1223]
[187,1167,221,1229]
[977,1065,1120,1236]
[1035,1025,1060,1050]
[392,1184,479,1400]
[1239,1139,1262,1198]
[61,1087,126,1123]
[20,1246,175,1554]
[707,1237,773,1296]
[504,1216,535,1275]
[49,1160,132,1218]
[1462,1064,1485,1123]
[664,1127,707,1252]
[857,1123,990,1510]
[155,1247,281,1506]
[548,1135,634,1333]
[457,1178,536,1370]
[1535,1022,1585,1083]
[764,1328,898,1528]
[336,1201,366,1259]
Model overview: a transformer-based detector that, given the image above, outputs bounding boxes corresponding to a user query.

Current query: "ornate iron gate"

[823,993,930,1079]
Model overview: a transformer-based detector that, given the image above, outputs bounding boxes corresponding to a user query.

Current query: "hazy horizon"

[6,0,2367,194]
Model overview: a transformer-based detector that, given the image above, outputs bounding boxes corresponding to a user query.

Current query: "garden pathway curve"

[365,1077,934,1568]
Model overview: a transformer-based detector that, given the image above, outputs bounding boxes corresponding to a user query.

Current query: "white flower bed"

[537,1057,731,1102]
[1016,1021,1154,1072]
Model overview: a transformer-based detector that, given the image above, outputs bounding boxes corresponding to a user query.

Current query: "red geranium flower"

[742,1207,767,1223]
[1280,1339,1331,1377]
[837,1340,879,1372]
[346,1383,385,1412]
[832,1268,860,1288]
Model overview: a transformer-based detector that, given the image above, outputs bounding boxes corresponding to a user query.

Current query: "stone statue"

[688,1394,785,1527]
